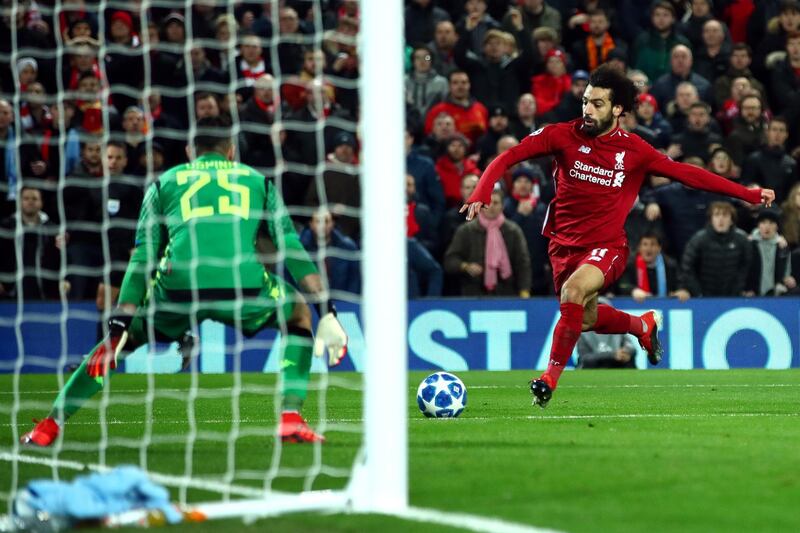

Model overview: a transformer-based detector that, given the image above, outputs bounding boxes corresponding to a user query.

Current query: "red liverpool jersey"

[468,119,763,248]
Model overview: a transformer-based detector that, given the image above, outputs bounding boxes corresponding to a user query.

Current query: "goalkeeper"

[22,117,348,446]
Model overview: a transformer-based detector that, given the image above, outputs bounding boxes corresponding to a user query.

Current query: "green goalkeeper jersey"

[118,152,317,306]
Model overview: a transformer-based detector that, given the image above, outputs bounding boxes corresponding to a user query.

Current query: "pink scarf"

[478,212,512,291]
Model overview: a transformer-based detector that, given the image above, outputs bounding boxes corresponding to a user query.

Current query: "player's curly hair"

[588,64,636,114]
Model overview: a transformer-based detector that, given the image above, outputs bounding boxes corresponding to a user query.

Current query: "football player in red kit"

[461,65,775,407]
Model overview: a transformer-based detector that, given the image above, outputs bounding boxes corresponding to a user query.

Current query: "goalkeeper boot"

[279,412,325,443]
[529,375,554,409]
[637,310,664,365]
[20,417,60,447]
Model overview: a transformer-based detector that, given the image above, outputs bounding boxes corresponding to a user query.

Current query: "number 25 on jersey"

[176,169,251,221]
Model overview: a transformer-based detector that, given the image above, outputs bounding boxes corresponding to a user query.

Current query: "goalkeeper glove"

[87,314,132,378]
[313,305,348,367]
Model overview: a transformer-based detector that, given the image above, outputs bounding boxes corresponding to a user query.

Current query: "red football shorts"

[548,241,629,295]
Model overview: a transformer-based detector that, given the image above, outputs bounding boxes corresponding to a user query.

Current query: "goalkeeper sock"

[49,341,106,424]
[543,302,584,389]
[593,304,643,335]
[280,331,314,412]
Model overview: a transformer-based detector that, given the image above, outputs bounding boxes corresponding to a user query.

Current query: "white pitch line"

[2,382,800,395]
[396,506,564,533]
[0,452,265,497]
[2,411,797,429]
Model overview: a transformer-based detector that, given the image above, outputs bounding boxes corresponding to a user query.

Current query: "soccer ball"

[416,372,467,418]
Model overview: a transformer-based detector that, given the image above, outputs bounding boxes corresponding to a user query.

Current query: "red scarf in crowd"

[240,59,266,85]
[636,254,651,293]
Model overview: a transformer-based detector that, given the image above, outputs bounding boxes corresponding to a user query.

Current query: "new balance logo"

[578,145,591,154]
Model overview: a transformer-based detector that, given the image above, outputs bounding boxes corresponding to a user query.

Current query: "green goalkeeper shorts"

[127,273,299,342]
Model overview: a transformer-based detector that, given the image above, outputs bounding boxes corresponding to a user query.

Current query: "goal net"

[0,0,406,523]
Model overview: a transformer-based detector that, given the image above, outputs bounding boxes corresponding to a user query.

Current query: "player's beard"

[582,113,614,137]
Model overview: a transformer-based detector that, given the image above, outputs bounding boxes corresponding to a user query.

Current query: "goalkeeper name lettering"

[569,160,619,187]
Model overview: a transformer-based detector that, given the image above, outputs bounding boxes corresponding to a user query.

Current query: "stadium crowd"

[2,0,800,304]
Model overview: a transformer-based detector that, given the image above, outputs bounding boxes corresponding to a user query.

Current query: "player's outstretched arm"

[462,125,554,220]
[647,155,775,207]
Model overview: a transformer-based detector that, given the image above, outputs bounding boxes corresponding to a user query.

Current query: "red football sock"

[593,303,644,335]
[543,302,584,389]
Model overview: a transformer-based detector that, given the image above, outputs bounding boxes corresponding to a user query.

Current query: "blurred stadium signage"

[1,298,798,372]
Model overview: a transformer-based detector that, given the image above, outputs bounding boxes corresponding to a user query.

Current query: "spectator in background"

[405,0,451,46]
[678,0,714,49]
[194,92,220,119]
[604,47,630,75]
[275,7,306,75]
[17,57,39,92]
[407,175,443,298]
[476,105,512,168]
[769,32,800,115]
[104,10,143,112]
[282,48,336,112]
[454,13,534,113]
[679,201,752,297]
[742,117,797,203]
[0,187,63,300]
[185,45,227,90]
[406,44,449,119]
[643,172,726,258]
[121,106,145,175]
[19,83,50,133]
[424,70,488,144]
[724,93,767,165]
[717,76,755,135]
[323,16,360,115]
[73,71,114,135]
[627,69,651,95]
[444,188,531,297]
[531,26,560,74]
[300,208,361,296]
[239,74,279,171]
[435,134,479,208]
[755,0,800,78]
[713,43,765,110]
[503,166,551,295]
[650,44,712,111]
[502,0,561,39]
[542,69,588,123]
[421,111,456,159]
[707,145,736,177]
[745,208,795,296]
[571,8,627,72]
[576,297,637,369]
[631,1,691,81]
[531,49,571,118]
[304,131,361,242]
[634,93,672,149]
[617,230,685,302]
[442,174,479,265]
[780,183,800,249]
[456,0,501,56]
[508,93,538,140]
[693,19,730,84]
[428,20,459,78]
[406,127,445,226]
[667,102,722,163]
[63,140,104,300]
[235,34,268,102]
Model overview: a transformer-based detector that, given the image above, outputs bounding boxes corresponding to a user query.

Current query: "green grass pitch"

[1,369,799,532]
